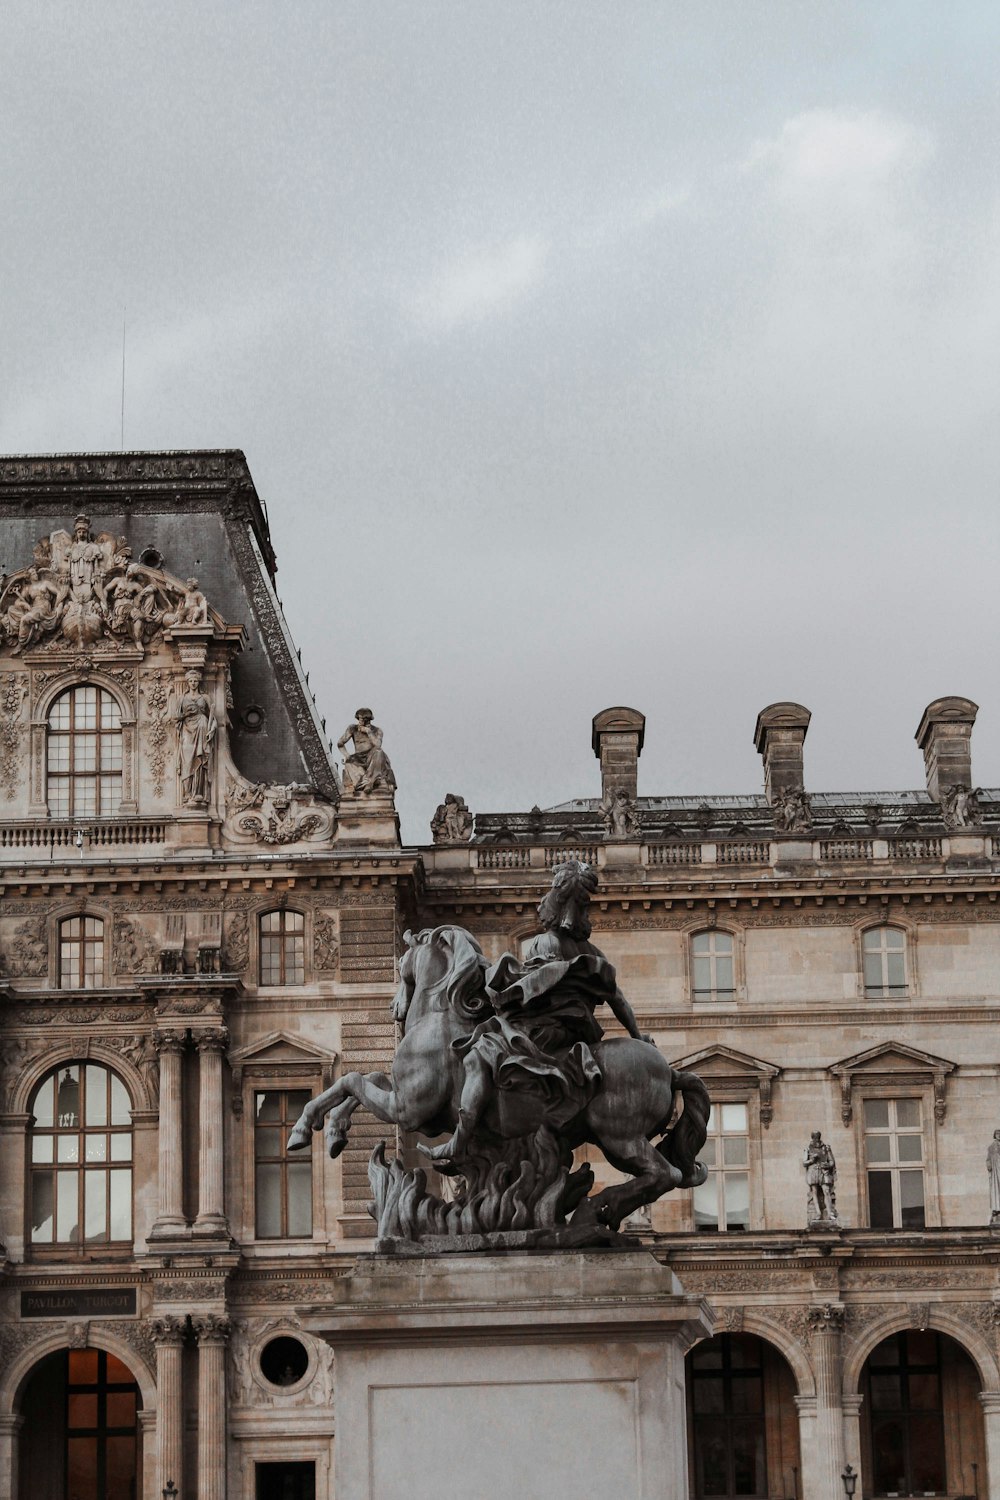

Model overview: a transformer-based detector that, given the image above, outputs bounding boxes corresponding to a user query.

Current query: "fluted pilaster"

[194,1314,231,1500]
[808,1303,846,1498]
[150,1315,186,1497]
[149,1030,187,1238]
[193,1026,230,1238]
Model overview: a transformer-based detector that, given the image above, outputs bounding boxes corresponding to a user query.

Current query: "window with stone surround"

[59,915,106,989]
[259,910,305,986]
[864,1097,925,1229]
[254,1089,313,1238]
[693,1102,750,1232]
[47,684,122,819]
[862,926,908,998]
[688,1334,767,1497]
[691,930,735,1001]
[28,1062,132,1251]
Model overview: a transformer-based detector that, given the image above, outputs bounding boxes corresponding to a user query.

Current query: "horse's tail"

[658,1070,710,1189]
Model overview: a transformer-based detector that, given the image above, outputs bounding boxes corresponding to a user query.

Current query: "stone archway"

[686,1330,803,1500]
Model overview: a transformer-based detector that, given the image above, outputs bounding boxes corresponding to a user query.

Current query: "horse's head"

[392,925,492,1031]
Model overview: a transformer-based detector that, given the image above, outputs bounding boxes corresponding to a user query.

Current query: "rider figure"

[425,860,654,1167]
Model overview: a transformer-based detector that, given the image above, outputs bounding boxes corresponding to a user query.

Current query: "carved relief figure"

[337,708,396,796]
[941,784,983,831]
[600,787,640,839]
[803,1131,838,1225]
[175,670,217,806]
[774,787,813,834]
[987,1130,1000,1226]
[431,793,473,843]
[163,578,209,629]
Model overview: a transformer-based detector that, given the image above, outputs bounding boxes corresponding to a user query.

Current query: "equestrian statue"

[288,860,709,1246]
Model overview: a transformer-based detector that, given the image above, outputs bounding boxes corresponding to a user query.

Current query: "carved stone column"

[979,1392,1000,1500]
[150,1315,186,1497]
[808,1304,846,1500]
[193,1026,230,1238]
[149,1030,187,1239]
[194,1314,231,1500]
[0,1412,23,1500]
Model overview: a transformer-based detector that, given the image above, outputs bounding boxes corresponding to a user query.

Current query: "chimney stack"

[592,707,645,803]
[754,702,811,804]
[915,697,978,801]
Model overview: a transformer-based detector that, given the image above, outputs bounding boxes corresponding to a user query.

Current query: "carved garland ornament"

[0,672,28,798]
[140,670,171,797]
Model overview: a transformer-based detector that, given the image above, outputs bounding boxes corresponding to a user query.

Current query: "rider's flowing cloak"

[450,929,615,1136]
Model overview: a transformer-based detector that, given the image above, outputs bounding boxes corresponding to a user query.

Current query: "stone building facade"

[0,451,999,1500]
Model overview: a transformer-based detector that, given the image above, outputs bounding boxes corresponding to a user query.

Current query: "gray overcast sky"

[2,2,998,843]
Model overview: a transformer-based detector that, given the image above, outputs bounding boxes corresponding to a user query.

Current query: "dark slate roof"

[0,450,338,799]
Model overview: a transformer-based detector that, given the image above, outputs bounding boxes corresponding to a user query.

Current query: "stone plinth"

[301,1250,712,1500]
[333,791,400,846]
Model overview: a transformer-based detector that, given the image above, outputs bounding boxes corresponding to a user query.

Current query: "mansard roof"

[0,449,337,799]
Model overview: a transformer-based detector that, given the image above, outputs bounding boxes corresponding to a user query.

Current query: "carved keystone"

[592,706,645,804]
[754,702,811,805]
[915,697,978,803]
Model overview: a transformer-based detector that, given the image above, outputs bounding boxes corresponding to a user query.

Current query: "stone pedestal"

[334,791,400,846]
[302,1250,712,1500]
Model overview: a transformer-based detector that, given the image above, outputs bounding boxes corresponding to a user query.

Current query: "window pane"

[287,1160,313,1236]
[899,1171,925,1229]
[868,1170,894,1229]
[730,1376,763,1414]
[68,1392,99,1428]
[721,1103,747,1132]
[692,932,711,956]
[286,911,304,932]
[32,1134,54,1162]
[865,1135,891,1163]
[31,1172,54,1241]
[69,1349,99,1381]
[57,1068,81,1125]
[256,1163,282,1238]
[110,1074,131,1125]
[692,955,712,992]
[909,1373,941,1411]
[110,1133,132,1161]
[722,1136,748,1166]
[106,1391,136,1427]
[693,1174,719,1230]
[33,1077,55,1126]
[896,1099,920,1128]
[105,1436,136,1499]
[261,911,281,932]
[58,1169,79,1242]
[256,1092,282,1122]
[693,1376,726,1414]
[85,1066,108,1125]
[700,1138,716,1167]
[731,1418,765,1495]
[723,1173,749,1229]
[85,1171,107,1240]
[255,1127,283,1161]
[863,951,884,991]
[67,1436,98,1500]
[885,950,906,988]
[864,1099,890,1129]
[715,954,734,992]
[58,1136,80,1162]
[897,1134,922,1162]
[287,1090,311,1114]
[84,1135,107,1162]
[872,1417,908,1494]
[109,1168,131,1240]
[869,1372,902,1410]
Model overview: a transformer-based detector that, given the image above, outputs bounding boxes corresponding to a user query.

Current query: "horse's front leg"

[287,1080,346,1149]
[288,1070,409,1160]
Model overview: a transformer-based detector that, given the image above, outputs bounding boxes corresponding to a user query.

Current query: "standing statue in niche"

[988,1130,1000,1227]
[600,787,640,839]
[941,784,983,831]
[337,708,396,796]
[287,860,710,1246]
[803,1131,838,1226]
[431,793,473,843]
[175,669,217,806]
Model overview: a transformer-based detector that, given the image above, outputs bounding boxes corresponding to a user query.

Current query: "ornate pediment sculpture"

[0,516,222,658]
[224,772,335,846]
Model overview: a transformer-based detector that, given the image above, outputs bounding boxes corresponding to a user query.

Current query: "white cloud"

[409,236,548,332]
[747,108,932,200]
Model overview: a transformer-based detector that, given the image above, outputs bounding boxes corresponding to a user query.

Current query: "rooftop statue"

[337,708,396,797]
[431,792,473,843]
[288,860,709,1247]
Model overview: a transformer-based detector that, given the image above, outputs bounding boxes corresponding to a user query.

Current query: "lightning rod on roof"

[120,305,127,451]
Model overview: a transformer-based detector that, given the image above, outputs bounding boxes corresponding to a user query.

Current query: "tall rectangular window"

[865,1097,925,1229]
[259,911,305,986]
[59,916,105,989]
[254,1090,312,1239]
[691,932,735,1001]
[862,927,907,998]
[694,1103,750,1232]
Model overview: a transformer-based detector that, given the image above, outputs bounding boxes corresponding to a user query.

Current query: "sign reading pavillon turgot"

[21,1288,137,1318]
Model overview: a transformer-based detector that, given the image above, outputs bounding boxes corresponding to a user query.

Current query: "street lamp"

[841,1465,858,1499]
[163,1482,178,1500]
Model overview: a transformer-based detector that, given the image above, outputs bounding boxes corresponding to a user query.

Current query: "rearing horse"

[288,924,709,1229]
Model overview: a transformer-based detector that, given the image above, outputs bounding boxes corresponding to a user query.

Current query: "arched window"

[862,926,907,998]
[59,915,106,989]
[691,931,735,1001]
[259,911,305,986]
[47,685,123,819]
[29,1063,132,1249]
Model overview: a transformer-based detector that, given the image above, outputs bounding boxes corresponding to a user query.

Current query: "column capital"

[192,1313,232,1345]
[152,1029,187,1056]
[149,1314,187,1346]
[193,1025,229,1053]
[808,1302,846,1334]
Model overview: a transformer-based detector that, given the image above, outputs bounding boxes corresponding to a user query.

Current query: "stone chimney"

[754,702,811,804]
[592,707,645,803]
[915,697,978,801]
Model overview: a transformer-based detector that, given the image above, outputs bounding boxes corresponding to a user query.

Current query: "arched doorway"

[860,1330,984,1499]
[18,1347,141,1500]
[686,1333,802,1499]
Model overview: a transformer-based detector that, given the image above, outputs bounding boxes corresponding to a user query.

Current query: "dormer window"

[47,686,122,819]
